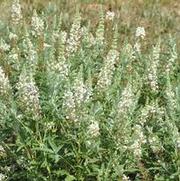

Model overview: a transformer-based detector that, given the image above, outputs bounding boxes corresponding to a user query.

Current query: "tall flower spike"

[134,26,146,53]
[117,83,134,117]
[81,26,95,48]
[73,69,91,106]
[31,10,44,37]
[11,0,22,25]
[111,25,119,50]
[58,31,67,59]
[131,124,146,159]
[165,76,177,113]
[48,32,69,79]
[66,12,82,58]
[166,37,177,74]
[62,88,77,122]
[0,66,11,98]
[139,101,164,126]
[7,48,20,71]
[23,36,38,74]
[97,49,119,90]
[95,7,105,47]
[16,70,41,119]
[147,40,161,92]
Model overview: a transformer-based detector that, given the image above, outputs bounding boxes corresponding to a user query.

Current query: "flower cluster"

[58,31,67,58]
[140,102,164,125]
[134,26,146,53]
[97,49,119,90]
[105,11,115,21]
[11,0,22,25]
[66,13,82,57]
[16,71,41,119]
[81,26,95,48]
[131,124,146,158]
[148,135,161,153]
[8,48,20,71]
[73,74,91,106]
[62,89,77,122]
[88,121,100,138]
[165,78,177,112]
[122,174,131,181]
[147,41,160,92]
[135,27,146,39]
[117,84,134,116]
[50,59,69,79]
[0,66,11,97]
[22,36,38,73]
[166,40,177,73]
[31,10,44,37]
[9,32,18,41]
[95,10,105,46]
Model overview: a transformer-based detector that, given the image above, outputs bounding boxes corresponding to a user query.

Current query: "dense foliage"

[0,0,179,180]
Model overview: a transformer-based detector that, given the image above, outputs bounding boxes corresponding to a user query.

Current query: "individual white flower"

[177,138,180,149]
[122,174,131,181]
[9,32,18,40]
[88,121,100,137]
[11,0,22,25]
[135,27,146,39]
[105,11,115,21]
[43,43,52,48]
[31,10,44,37]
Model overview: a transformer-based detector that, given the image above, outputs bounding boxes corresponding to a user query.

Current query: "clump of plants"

[0,0,179,180]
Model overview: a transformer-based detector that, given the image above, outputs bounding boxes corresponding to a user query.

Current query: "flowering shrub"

[0,1,179,180]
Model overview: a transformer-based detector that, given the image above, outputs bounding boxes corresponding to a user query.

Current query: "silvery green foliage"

[0,1,179,180]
